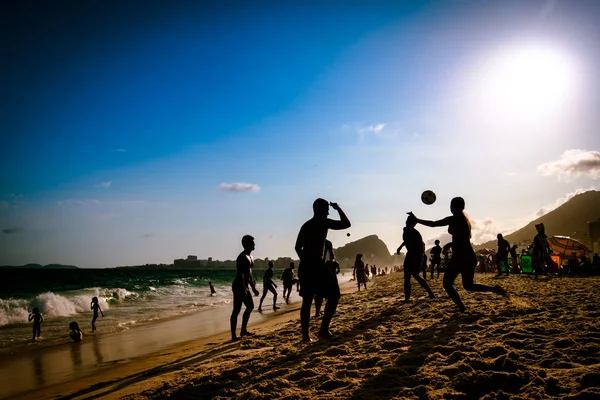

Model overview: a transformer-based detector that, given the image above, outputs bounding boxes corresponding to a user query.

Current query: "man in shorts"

[295,198,350,342]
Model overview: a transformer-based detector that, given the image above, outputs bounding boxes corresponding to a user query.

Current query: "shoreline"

[3,279,357,400]
[13,272,600,400]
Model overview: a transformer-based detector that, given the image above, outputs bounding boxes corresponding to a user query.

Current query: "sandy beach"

[10,272,600,399]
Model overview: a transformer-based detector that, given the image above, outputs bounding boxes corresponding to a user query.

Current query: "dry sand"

[21,273,600,399]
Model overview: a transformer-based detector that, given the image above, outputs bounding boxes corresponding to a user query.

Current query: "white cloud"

[534,187,596,218]
[95,181,112,189]
[217,183,261,193]
[470,217,503,245]
[537,150,600,181]
[57,199,100,206]
[343,123,388,139]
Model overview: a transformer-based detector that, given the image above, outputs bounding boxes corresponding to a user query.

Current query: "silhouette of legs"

[319,292,340,339]
[300,296,313,342]
[230,292,254,340]
[314,295,323,317]
[404,264,434,301]
[444,255,506,312]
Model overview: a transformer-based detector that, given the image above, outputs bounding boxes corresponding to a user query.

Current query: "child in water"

[90,297,104,332]
[28,307,44,341]
[69,321,83,342]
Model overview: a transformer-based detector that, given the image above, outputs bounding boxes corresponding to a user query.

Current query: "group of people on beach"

[28,296,104,342]
[230,196,511,343]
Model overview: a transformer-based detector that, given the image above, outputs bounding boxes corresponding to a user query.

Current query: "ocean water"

[0,268,245,351]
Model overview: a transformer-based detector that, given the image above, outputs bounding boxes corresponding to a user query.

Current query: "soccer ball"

[421,190,436,205]
[347,233,351,237]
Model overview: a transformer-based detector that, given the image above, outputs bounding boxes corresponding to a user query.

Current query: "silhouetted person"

[353,254,367,291]
[282,262,297,303]
[29,307,43,340]
[509,245,519,273]
[408,197,508,312]
[230,235,260,341]
[295,199,350,342]
[315,240,338,317]
[91,297,104,332]
[496,233,511,276]
[69,321,83,342]
[371,264,377,277]
[421,254,428,280]
[532,223,552,279]
[430,240,442,279]
[209,281,216,295]
[396,215,435,302]
[258,261,280,311]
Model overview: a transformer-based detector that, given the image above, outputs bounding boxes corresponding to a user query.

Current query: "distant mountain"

[475,190,600,250]
[1,263,80,269]
[334,234,394,266]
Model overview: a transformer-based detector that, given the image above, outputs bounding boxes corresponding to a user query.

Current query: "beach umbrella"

[547,236,591,258]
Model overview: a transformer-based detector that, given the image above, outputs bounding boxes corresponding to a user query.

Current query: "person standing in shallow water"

[230,235,260,341]
[408,197,508,312]
[396,215,435,302]
[258,261,280,312]
[295,198,351,342]
[28,307,43,340]
[91,297,104,332]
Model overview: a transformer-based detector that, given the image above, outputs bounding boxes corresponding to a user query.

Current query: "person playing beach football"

[295,198,351,342]
[91,296,104,332]
[408,197,508,312]
[430,240,442,279]
[258,261,280,312]
[396,215,435,302]
[230,235,260,341]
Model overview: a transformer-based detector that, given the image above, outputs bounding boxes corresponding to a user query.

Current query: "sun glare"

[475,43,579,124]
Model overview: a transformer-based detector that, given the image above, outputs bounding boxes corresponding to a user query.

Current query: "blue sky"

[2,0,600,267]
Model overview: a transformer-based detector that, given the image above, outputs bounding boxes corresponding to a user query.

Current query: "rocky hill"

[475,190,600,250]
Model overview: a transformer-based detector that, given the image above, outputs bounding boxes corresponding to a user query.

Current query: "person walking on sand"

[281,262,297,304]
[230,235,260,341]
[91,297,104,332]
[496,233,511,277]
[430,240,442,279]
[408,197,508,312]
[315,240,339,317]
[353,254,367,291]
[28,307,43,341]
[258,261,280,312]
[295,198,351,342]
[396,215,435,302]
[532,223,552,279]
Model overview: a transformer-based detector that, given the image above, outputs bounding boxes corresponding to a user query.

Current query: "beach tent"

[476,248,496,256]
[547,236,591,258]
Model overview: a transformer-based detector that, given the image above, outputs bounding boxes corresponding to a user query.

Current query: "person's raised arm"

[28,313,33,322]
[396,242,405,255]
[407,212,452,228]
[326,203,351,230]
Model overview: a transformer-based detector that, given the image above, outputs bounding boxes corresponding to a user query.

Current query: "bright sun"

[476,43,578,124]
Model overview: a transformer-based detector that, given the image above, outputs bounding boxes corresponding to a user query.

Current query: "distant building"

[187,255,198,261]
[174,256,202,268]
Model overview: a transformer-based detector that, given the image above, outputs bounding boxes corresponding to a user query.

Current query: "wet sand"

[8,273,600,399]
